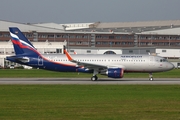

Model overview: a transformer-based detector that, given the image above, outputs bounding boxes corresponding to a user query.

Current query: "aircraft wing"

[74,60,107,70]
[64,49,107,70]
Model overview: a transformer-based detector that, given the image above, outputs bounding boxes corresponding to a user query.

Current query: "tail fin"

[9,27,38,56]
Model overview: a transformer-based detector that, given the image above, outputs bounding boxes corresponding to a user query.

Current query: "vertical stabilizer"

[9,27,38,56]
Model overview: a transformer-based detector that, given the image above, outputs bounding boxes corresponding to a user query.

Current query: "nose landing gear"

[149,73,154,81]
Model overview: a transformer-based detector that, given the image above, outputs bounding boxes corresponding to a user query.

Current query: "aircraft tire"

[91,76,98,81]
[149,77,153,81]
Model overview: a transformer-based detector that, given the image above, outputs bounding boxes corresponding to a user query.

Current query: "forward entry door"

[149,56,155,66]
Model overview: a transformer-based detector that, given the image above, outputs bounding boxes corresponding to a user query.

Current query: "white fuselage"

[43,54,174,73]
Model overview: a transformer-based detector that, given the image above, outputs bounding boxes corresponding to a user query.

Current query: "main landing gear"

[91,69,98,81]
[91,75,98,81]
[149,73,154,81]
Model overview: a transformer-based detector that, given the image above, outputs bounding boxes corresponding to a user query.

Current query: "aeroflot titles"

[120,55,142,58]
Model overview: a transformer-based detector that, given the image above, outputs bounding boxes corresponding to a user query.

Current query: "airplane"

[6,27,174,81]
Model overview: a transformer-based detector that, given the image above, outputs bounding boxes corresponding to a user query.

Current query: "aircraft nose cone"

[169,63,175,70]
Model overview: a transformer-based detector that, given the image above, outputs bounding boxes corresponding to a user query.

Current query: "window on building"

[82,42,88,45]
[115,42,120,45]
[76,41,82,45]
[104,51,116,54]
[69,42,75,45]
[102,42,109,45]
[76,35,82,39]
[162,50,166,52]
[4,34,10,37]
[129,50,133,53]
[39,34,47,38]
[62,35,68,38]
[56,49,62,53]
[87,50,91,53]
[56,35,61,38]
[122,42,126,45]
[69,35,75,38]
[116,36,121,39]
[103,36,108,39]
[48,35,54,38]
[96,35,102,39]
[28,34,33,38]
[70,50,74,52]
[146,50,150,53]
[83,35,88,39]
[96,42,101,45]
[109,36,114,39]
[176,36,180,40]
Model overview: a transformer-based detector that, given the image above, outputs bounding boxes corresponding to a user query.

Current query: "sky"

[0,0,180,24]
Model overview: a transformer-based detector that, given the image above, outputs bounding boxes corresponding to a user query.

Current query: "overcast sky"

[0,0,180,24]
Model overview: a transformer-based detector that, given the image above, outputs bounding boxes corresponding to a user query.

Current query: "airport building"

[0,20,180,68]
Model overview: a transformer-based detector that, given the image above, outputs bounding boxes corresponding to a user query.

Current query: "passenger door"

[38,56,43,66]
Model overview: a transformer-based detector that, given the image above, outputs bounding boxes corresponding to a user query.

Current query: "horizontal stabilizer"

[6,56,29,63]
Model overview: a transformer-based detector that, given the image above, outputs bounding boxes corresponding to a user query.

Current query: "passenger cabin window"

[87,50,91,53]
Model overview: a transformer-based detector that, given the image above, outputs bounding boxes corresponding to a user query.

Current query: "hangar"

[0,20,180,68]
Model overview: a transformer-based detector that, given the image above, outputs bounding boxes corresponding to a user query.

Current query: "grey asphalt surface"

[0,78,180,85]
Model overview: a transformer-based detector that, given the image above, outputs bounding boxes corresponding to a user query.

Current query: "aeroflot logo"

[121,55,142,58]
[10,32,35,50]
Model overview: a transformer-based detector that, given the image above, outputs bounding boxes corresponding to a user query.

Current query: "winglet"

[64,48,73,61]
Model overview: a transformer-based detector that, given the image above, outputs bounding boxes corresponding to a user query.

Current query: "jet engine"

[105,68,124,78]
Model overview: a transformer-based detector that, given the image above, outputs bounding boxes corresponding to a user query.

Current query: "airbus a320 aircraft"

[6,27,174,81]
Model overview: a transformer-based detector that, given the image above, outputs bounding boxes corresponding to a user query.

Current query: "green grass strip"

[0,85,180,120]
[0,69,180,78]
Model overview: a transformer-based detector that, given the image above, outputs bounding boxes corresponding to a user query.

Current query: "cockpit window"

[160,59,167,62]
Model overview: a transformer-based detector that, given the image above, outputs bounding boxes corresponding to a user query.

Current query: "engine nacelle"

[107,68,124,78]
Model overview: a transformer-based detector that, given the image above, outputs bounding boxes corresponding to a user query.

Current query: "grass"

[0,69,180,78]
[0,69,180,119]
[0,85,180,120]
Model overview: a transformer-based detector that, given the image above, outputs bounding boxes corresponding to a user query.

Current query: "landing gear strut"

[149,73,154,81]
[91,69,98,81]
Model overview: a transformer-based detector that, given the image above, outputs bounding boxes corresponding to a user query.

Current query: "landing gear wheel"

[149,77,153,81]
[91,76,98,81]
